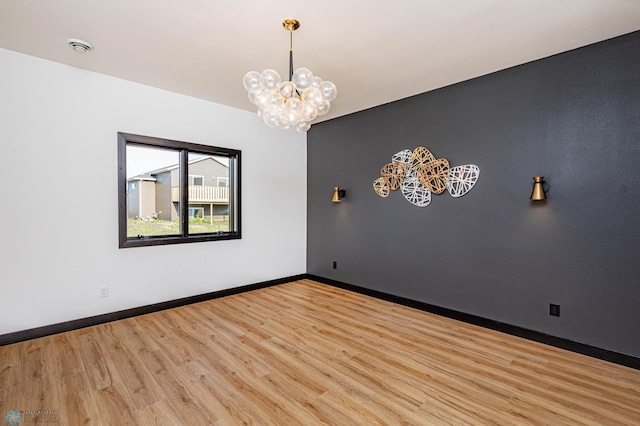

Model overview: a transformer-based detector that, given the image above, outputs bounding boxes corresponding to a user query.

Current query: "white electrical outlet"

[99,286,109,298]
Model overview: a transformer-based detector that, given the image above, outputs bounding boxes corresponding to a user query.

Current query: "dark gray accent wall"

[307,31,640,357]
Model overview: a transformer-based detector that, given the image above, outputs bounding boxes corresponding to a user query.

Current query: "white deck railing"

[172,186,229,203]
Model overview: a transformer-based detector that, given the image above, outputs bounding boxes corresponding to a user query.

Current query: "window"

[118,132,241,248]
[188,207,204,218]
[189,175,204,186]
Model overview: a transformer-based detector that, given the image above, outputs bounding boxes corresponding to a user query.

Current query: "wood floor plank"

[136,349,220,424]
[94,384,138,424]
[173,305,274,379]
[73,328,116,392]
[50,332,85,378]
[59,372,99,425]
[181,359,269,424]
[2,279,640,425]
[132,399,184,425]
[21,337,60,415]
[0,342,22,410]
[91,324,159,410]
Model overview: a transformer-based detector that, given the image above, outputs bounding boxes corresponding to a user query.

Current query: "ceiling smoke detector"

[67,38,93,53]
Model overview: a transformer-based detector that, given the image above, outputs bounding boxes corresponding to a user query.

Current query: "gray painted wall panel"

[307,31,640,357]
[155,171,173,221]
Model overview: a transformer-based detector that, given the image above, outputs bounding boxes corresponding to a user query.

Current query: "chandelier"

[243,19,337,132]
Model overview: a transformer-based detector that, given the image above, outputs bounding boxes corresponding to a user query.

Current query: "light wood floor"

[2,279,640,425]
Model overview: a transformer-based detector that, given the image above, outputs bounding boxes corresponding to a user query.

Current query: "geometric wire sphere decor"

[381,162,407,191]
[417,157,450,194]
[409,146,437,172]
[401,173,432,207]
[373,177,390,198]
[447,164,480,198]
[392,149,413,165]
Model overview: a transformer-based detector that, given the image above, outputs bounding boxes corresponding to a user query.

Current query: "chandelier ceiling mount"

[282,18,300,32]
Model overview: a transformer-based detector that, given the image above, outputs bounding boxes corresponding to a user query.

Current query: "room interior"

[2,1,640,423]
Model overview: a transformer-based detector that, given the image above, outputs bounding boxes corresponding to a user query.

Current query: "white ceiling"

[1,0,639,125]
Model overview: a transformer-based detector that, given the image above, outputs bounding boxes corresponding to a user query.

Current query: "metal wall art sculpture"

[373,147,480,207]
[447,164,481,198]
[373,177,390,198]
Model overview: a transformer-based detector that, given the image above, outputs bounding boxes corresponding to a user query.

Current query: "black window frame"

[118,132,241,248]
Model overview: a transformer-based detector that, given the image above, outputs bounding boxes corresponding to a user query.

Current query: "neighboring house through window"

[118,132,241,248]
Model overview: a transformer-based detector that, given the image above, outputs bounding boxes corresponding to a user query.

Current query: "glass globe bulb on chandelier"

[243,19,337,132]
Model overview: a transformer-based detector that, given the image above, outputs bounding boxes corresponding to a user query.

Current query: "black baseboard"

[0,274,306,347]
[307,274,640,371]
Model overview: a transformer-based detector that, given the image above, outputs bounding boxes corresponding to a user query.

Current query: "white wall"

[0,48,307,335]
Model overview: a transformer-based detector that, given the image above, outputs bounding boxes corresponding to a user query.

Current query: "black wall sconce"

[530,176,548,201]
[332,186,346,203]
